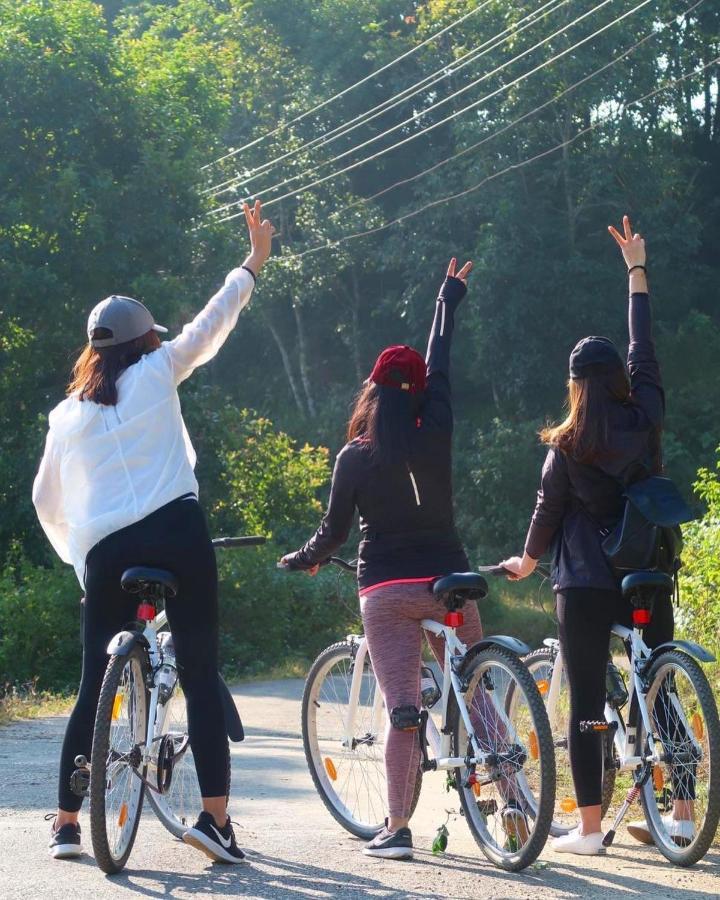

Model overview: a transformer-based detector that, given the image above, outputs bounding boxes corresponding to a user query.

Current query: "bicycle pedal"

[579,720,611,733]
[69,766,90,798]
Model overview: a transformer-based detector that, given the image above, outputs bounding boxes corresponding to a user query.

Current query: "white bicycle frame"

[543,624,700,771]
[343,619,519,772]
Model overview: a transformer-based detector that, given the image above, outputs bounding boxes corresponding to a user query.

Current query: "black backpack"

[600,475,694,578]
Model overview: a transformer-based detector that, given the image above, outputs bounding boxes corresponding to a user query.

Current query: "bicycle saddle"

[121,567,179,598]
[432,572,488,601]
[621,571,674,597]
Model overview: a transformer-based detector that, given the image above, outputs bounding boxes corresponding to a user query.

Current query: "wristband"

[241,264,257,283]
[627,265,647,276]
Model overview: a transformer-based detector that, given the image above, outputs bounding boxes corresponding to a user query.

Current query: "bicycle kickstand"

[602,762,652,848]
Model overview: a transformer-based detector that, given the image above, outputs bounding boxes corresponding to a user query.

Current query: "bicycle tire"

[637,649,720,866]
[451,644,555,871]
[301,640,421,840]
[146,690,231,839]
[89,646,148,874]
[521,648,617,835]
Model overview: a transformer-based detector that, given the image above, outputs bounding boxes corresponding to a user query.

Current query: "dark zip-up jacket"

[286,276,469,590]
[524,292,664,591]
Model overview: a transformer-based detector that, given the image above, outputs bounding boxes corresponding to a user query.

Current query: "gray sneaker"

[363,820,413,860]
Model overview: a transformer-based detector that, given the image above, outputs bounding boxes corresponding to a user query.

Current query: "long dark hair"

[347,381,420,466]
[67,329,161,405]
[541,367,638,465]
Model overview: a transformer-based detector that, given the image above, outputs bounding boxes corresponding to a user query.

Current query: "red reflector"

[444,611,464,627]
[632,608,652,626]
[137,603,156,622]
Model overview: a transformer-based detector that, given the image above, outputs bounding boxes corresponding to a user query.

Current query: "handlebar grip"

[212,536,267,548]
[477,565,510,577]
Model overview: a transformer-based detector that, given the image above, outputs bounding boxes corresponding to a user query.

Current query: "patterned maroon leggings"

[361,581,484,819]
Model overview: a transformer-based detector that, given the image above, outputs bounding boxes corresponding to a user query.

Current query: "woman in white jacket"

[33,200,273,865]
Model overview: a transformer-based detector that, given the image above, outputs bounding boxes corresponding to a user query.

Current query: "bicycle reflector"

[111,694,123,721]
[632,608,652,627]
[528,731,539,760]
[536,679,549,696]
[136,603,156,622]
[324,757,338,781]
[692,713,704,741]
[444,611,464,627]
[560,797,577,813]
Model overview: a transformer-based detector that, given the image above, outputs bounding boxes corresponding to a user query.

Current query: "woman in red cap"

[283,258,528,859]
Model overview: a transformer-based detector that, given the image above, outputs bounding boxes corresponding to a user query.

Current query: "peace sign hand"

[608,215,646,270]
[243,199,275,274]
[447,257,473,286]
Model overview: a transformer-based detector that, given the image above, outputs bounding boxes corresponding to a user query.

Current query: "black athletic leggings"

[556,588,674,808]
[58,497,229,812]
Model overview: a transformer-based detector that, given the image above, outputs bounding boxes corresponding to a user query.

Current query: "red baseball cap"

[369,345,427,394]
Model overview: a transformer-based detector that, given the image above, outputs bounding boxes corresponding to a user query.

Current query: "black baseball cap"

[569,336,623,380]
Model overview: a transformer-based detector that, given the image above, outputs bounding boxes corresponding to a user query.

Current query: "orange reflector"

[118,802,128,827]
[653,765,664,791]
[324,757,338,781]
[528,731,539,760]
[536,679,549,696]
[691,713,704,741]
[560,797,577,813]
[472,781,481,797]
[111,695,123,721]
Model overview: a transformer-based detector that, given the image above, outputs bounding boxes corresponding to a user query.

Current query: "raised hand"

[608,215,646,270]
[243,199,274,274]
[447,256,473,286]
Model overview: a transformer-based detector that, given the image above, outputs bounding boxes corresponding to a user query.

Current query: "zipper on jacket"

[407,465,421,506]
[439,301,446,337]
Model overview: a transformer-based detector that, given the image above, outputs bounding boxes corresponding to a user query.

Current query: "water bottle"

[156,632,178,704]
[420,666,441,708]
[605,660,628,709]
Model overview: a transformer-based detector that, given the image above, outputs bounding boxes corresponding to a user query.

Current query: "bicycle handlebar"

[212,536,267,548]
[325,556,358,573]
[478,563,552,580]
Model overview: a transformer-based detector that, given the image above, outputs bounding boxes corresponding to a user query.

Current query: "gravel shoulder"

[0,677,717,899]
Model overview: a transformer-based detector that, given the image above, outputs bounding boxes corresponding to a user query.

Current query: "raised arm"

[608,215,664,428]
[422,257,472,430]
[281,446,358,571]
[166,200,274,384]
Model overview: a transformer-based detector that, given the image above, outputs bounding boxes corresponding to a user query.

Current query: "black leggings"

[58,497,229,812]
[557,588,674,809]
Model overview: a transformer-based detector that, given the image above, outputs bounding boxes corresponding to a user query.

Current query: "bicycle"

[70,535,265,874]
[294,557,556,872]
[497,564,720,865]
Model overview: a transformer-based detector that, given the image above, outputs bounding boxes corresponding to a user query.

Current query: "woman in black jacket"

[502,216,692,854]
[283,259,527,859]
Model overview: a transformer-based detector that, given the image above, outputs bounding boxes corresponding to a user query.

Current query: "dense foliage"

[0,1,718,688]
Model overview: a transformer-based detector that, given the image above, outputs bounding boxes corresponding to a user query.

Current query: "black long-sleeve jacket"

[524,292,664,591]
[286,276,470,591]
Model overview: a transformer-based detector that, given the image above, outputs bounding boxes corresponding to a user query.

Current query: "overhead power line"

[211,0,651,220]
[261,56,720,264]
[200,0,495,171]
[204,0,572,198]
[209,0,617,215]
[332,0,706,220]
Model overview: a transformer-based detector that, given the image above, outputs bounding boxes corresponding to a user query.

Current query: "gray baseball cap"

[87,295,168,348]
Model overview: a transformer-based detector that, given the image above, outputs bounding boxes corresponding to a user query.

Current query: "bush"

[676,445,720,662]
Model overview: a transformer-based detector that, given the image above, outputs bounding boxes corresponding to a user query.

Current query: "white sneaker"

[627,815,695,847]
[551,827,606,856]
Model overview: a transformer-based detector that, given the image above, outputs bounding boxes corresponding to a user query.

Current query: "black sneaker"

[46,815,83,859]
[183,811,246,864]
[363,820,413,860]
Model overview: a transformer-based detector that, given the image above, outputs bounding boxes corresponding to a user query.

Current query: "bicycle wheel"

[518,648,617,836]
[89,646,148,874]
[637,649,720,866]
[451,645,555,871]
[301,640,421,840]
[146,686,231,839]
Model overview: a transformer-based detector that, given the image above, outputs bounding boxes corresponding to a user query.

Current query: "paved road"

[1,678,717,899]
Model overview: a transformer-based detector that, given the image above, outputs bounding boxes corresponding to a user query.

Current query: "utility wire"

[200,0,495,171]
[332,0,706,219]
[212,0,650,220]
[256,56,720,262]
[209,0,617,215]
[205,0,571,198]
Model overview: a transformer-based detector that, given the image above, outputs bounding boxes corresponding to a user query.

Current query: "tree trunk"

[265,315,305,414]
[349,268,364,384]
[292,301,317,417]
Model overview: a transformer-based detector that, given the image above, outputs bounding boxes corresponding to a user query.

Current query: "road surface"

[0,678,717,899]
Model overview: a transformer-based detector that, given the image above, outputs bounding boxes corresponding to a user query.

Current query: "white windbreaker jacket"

[32,267,254,585]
